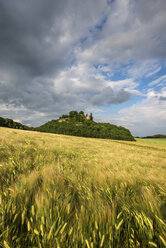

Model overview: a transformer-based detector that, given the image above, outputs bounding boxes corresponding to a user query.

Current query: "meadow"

[136,138,166,148]
[0,127,166,248]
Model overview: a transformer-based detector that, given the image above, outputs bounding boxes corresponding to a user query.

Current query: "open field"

[136,138,166,147]
[0,127,166,248]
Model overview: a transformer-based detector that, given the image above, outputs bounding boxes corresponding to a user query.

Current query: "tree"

[78,111,85,122]
[69,111,78,121]
[89,113,93,121]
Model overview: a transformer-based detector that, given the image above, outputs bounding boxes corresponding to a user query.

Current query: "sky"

[0,0,166,136]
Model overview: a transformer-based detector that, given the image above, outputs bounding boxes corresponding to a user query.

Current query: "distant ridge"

[143,134,166,139]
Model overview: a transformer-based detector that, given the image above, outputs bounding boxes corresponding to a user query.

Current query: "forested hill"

[0,117,31,130]
[36,111,135,141]
[0,111,135,141]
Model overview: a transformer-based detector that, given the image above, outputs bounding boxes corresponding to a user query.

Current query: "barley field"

[0,127,166,248]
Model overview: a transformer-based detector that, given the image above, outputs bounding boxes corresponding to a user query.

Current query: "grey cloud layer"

[0,0,108,115]
[78,0,166,66]
[91,87,130,105]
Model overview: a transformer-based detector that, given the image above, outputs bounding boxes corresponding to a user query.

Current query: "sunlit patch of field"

[0,127,166,247]
[136,138,166,147]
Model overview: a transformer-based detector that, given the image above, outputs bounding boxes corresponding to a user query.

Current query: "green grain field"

[0,127,166,248]
[136,138,166,148]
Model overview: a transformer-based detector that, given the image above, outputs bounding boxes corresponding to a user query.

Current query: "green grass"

[136,138,166,147]
[0,127,166,248]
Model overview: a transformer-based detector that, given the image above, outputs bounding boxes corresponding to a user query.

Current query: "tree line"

[0,117,31,130]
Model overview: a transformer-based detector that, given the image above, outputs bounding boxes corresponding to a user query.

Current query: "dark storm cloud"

[91,87,130,106]
[0,0,74,116]
[0,0,110,118]
[0,0,71,76]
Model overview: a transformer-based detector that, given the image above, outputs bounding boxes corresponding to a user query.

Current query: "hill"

[36,110,135,141]
[0,111,135,141]
[0,127,165,247]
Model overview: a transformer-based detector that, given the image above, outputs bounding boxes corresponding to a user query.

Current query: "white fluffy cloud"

[104,88,166,136]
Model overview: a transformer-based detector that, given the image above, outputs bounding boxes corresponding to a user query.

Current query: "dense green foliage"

[0,117,31,130]
[36,111,135,141]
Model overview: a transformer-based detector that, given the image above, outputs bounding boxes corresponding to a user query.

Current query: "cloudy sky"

[0,0,166,136]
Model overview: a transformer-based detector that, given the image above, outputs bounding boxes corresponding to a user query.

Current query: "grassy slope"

[0,127,166,248]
